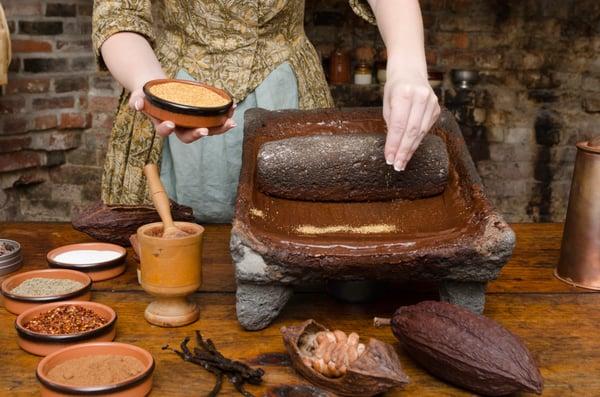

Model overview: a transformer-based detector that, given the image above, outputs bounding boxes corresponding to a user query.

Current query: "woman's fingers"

[404,97,440,165]
[128,90,145,111]
[175,128,208,143]
[155,120,176,137]
[207,118,237,135]
[393,87,431,170]
[384,88,412,166]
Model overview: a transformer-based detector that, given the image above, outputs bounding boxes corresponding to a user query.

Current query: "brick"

[49,164,101,185]
[46,151,66,166]
[32,96,75,110]
[489,143,534,162]
[9,57,20,72]
[2,117,28,134]
[24,58,68,73]
[583,97,600,113]
[66,148,99,166]
[0,135,32,153]
[55,39,92,52]
[0,151,45,172]
[33,114,58,131]
[55,76,89,93]
[18,21,63,35]
[46,3,77,17]
[59,112,91,129]
[2,2,43,16]
[30,130,81,151]
[0,97,26,114]
[63,21,92,35]
[92,113,115,129]
[18,199,71,222]
[11,39,52,53]
[92,75,118,91]
[505,127,532,144]
[78,3,93,16]
[50,183,82,201]
[88,96,119,112]
[5,78,50,94]
[78,95,88,109]
[70,56,95,71]
[433,32,469,49]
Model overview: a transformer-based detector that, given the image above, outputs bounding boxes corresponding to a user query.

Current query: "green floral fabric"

[92,0,371,204]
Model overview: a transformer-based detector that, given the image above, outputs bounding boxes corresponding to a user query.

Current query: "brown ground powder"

[295,224,397,235]
[149,82,229,107]
[47,354,145,387]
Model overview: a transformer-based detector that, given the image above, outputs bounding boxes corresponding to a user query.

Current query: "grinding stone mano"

[257,133,449,202]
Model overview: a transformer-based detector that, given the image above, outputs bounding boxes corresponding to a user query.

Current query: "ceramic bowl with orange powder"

[143,79,233,130]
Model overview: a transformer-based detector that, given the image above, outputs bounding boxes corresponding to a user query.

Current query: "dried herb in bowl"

[10,278,84,297]
[25,304,108,335]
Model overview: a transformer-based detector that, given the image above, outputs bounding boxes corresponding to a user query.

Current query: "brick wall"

[1,0,599,223]
[306,0,600,222]
[0,0,120,221]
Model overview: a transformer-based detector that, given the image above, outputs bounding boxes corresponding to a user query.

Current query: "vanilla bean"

[167,331,264,396]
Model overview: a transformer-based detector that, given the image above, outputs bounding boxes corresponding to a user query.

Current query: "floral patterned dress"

[92,0,375,205]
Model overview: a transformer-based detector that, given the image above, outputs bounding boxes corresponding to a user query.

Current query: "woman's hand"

[129,88,236,144]
[383,63,440,171]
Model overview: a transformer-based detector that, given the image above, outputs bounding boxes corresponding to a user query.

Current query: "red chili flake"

[24,305,108,335]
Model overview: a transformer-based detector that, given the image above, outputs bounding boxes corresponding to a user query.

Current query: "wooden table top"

[0,222,597,396]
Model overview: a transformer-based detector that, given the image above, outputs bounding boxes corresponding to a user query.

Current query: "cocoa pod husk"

[281,319,409,397]
[391,301,543,396]
[71,200,195,246]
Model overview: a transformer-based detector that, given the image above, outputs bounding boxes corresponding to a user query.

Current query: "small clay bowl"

[37,342,154,397]
[47,243,127,282]
[16,301,117,356]
[1,269,92,315]
[0,239,23,278]
[143,79,233,130]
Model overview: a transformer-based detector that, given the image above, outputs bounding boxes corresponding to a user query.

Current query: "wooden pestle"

[143,164,188,238]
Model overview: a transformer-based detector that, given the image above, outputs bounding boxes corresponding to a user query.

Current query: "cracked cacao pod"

[282,319,408,397]
[391,301,543,396]
[72,200,195,246]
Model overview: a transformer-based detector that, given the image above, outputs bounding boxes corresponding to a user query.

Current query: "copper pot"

[556,136,600,289]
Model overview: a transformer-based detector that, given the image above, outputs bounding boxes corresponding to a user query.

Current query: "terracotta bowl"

[47,243,127,282]
[143,79,233,130]
[37,342,154,397]
[16,301,117,356]
[1,269,92,315]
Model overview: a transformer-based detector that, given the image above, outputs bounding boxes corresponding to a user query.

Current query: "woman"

[93,0,440,222]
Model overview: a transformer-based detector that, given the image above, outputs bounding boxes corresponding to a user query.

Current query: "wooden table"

[1,223,598,396]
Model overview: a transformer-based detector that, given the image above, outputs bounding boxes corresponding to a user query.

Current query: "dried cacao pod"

[281,319,408,397]
[391,301,543,396]
[72,200,195,246]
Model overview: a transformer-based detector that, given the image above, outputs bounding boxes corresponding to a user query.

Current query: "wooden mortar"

[137,221,204,327]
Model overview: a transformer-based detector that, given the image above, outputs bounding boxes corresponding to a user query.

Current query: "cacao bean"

[281,320,409,397]
[391,301,543,396]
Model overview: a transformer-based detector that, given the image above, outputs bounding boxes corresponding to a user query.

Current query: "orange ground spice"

[149,82,229,107]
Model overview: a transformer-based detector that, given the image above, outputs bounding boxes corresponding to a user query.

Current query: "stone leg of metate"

[439,280,487,315]
[236,283,294,331]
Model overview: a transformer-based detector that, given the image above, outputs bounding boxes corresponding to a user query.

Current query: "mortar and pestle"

[136,164,204,327]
